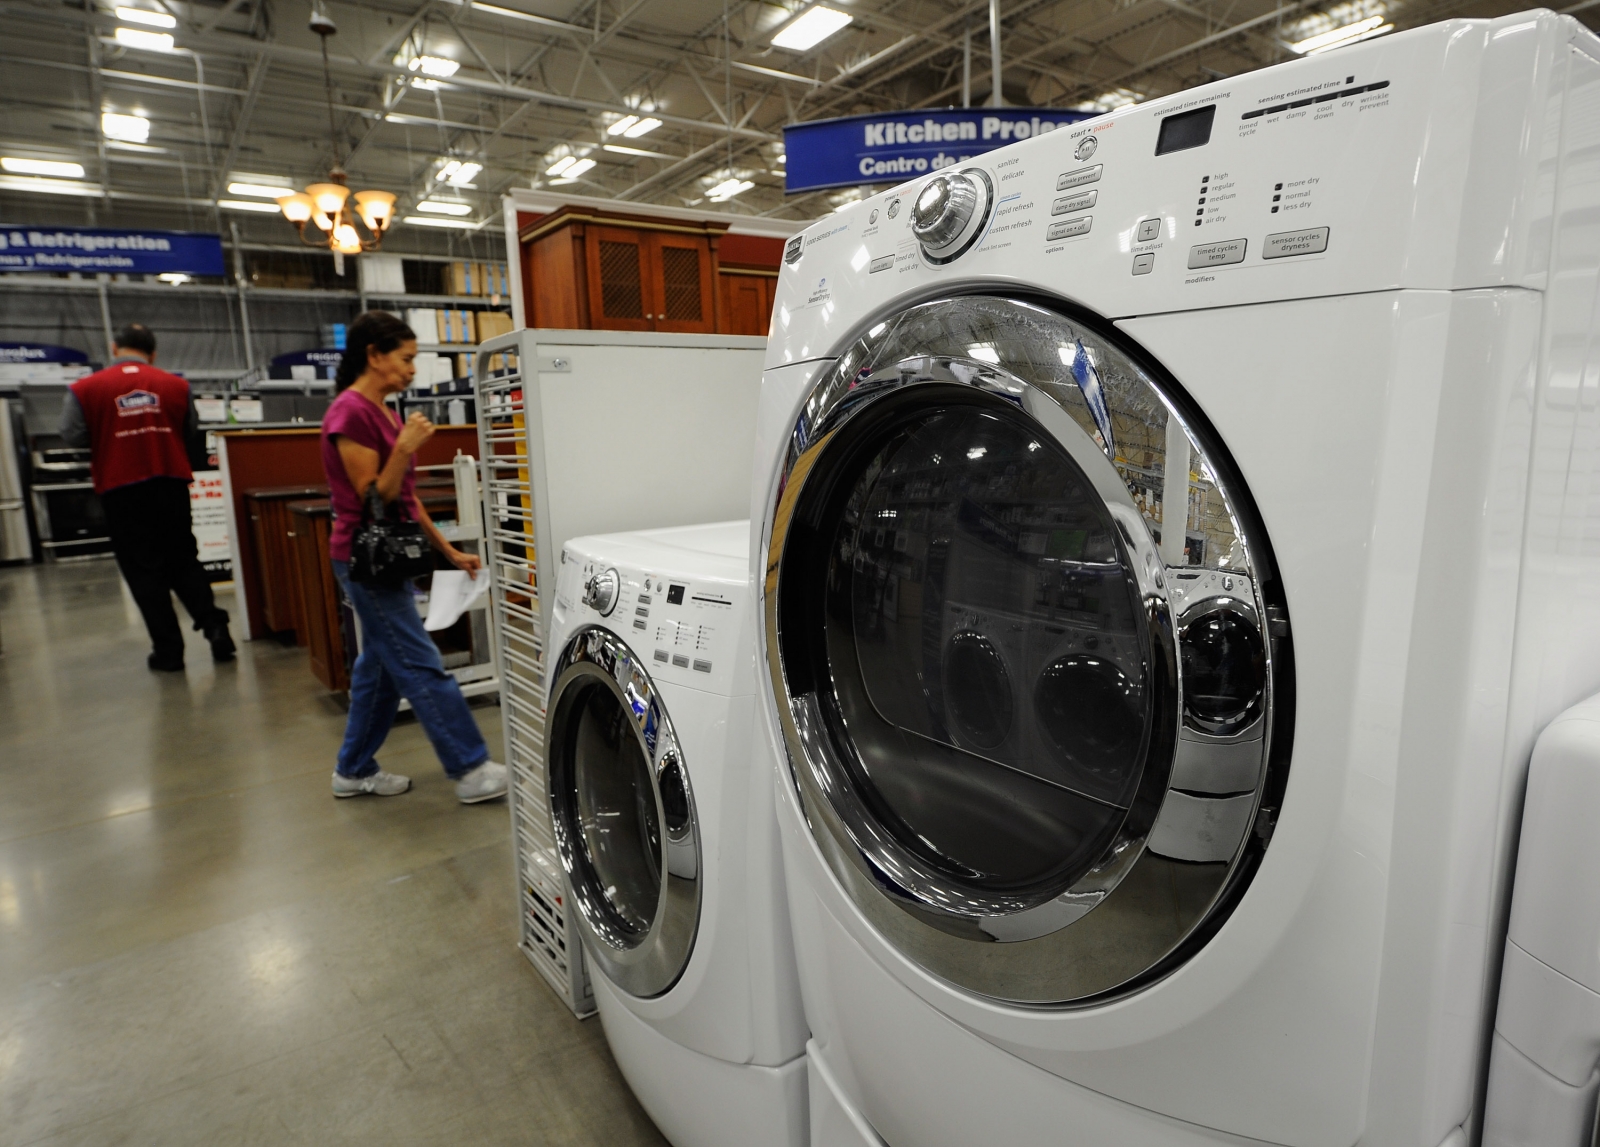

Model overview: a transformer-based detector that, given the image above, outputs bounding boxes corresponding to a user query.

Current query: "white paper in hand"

[424,569,489,631]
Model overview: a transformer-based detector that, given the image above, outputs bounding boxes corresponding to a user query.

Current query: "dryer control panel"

[553,528,754,698]
[767,12,1577,367]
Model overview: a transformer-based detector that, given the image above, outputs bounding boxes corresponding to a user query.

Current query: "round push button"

[1075,135,1099,161]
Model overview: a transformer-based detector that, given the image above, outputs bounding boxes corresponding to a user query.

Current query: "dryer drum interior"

[547,627,702,999]
[765,294,1294,1005]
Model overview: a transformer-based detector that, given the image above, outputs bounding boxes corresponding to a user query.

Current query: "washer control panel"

[554,534,753,697]
[769,16,1553,361]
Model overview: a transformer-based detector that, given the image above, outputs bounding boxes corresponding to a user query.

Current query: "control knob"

[583,568,620,615]
[910,169,991,262]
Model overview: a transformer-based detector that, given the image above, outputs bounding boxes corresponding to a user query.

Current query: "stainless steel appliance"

[0,394,34,562]
[30,441,110,561]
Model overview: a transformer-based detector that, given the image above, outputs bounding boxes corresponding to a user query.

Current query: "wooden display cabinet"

[245,485,326,644]
[521,206,779,336]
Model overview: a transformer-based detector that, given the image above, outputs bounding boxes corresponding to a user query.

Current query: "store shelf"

[0,276,360,303]
[366,292,511,308]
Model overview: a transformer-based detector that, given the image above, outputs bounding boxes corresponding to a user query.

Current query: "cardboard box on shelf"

[475,311,513,342]
[359,253,406,295]
[404,308,439,340]
[447,261,486,297]
[436,309,476,345]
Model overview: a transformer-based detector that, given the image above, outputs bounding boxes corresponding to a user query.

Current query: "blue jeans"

[332,560,489,780]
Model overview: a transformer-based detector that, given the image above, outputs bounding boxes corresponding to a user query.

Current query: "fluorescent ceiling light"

[545,155,576,176]
[563,157,596,179]
[115,6,176,27]
[603,143,671,158]
[218,199,283,212]
[408,55,460,78]
[2,157,86,178]
[156,272,190,284]
[772,5,852,51]
[227,181,295,199]
[775,153,786,163]
[114,26,174,51]
[417,199,473,215]
[0,176,102,197]
[101,112,151,142]
[706,177,753,201]
[606,114,662,138]
[402,215,481,229]
[1290,15,1389,54]
[437,159,481,186]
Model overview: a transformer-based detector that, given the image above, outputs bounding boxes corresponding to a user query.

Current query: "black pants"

[102,477,225,659]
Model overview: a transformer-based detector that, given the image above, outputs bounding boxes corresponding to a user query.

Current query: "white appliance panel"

[764,19,1576,375]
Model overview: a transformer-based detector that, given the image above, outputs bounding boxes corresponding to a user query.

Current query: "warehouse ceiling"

[0,0,1592,250]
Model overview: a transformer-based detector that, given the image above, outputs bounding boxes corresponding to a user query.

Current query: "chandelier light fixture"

[276,6,396,254]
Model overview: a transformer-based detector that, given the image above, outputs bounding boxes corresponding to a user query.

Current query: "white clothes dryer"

[546,522,808,1147]
[751,12,1600,1147]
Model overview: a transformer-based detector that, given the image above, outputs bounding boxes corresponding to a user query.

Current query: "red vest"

[71,360,193,494]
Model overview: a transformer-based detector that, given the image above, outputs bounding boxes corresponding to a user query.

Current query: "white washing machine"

[750,11,1600,1147]
[547,522,808,1147]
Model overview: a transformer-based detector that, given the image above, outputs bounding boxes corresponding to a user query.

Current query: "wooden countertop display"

[215,423,477,642]
[287,491,459,694]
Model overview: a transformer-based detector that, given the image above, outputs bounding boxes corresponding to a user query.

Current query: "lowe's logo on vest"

[116,389,161,416]
[783,107,1094,194]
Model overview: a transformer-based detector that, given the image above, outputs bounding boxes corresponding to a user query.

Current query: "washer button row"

[1047,216,1092,241]
[1051,189,1097,215]
[1056,164,1103,191]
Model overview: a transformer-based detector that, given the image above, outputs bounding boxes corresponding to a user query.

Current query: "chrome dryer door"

[763,295,1291,1005]
[547,626,701,998]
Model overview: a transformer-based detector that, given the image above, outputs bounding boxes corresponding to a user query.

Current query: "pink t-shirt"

[321,388,417,562]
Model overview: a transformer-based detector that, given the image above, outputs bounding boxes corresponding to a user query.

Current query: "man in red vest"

[60,323,235,672]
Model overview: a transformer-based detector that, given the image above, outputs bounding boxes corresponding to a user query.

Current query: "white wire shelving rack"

[474,330,594,1019]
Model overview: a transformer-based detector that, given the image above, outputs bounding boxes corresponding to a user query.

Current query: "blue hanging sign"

[0,226,225,275]
[0,343,89,364]
[783,107,1095,194]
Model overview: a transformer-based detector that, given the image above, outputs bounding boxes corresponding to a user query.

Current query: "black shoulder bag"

[348,484,434,587]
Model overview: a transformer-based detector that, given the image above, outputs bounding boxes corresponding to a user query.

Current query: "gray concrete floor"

[0,558,667,1146]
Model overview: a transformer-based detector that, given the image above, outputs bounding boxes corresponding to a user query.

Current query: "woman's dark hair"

[335,311,416,391]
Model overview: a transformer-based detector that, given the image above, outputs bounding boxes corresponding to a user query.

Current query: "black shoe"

[148,650,185,672]
[203,614,236,662]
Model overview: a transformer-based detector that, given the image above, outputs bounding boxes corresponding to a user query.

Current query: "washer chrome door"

[763,295,1292,1005]
[548,626,700,998]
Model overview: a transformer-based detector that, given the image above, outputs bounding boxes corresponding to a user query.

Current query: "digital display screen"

[1155,105,1216,156]
[667,584,685,605]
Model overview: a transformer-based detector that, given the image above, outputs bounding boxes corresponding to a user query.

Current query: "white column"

[988,0,1003,108]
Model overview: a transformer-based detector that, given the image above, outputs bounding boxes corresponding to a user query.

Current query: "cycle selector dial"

[909,168,992,263]
[583,568,620,615]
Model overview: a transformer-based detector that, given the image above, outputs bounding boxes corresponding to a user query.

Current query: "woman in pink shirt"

[320,311,506,804]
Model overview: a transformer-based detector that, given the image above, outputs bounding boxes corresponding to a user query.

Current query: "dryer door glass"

[547,627,701,998]
[833,399,1151,902]
[568,681,661,936]
[765,294,1289,1004]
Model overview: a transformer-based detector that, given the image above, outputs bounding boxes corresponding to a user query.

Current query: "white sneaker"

[332,770,412,798]
[455,761,508,804]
